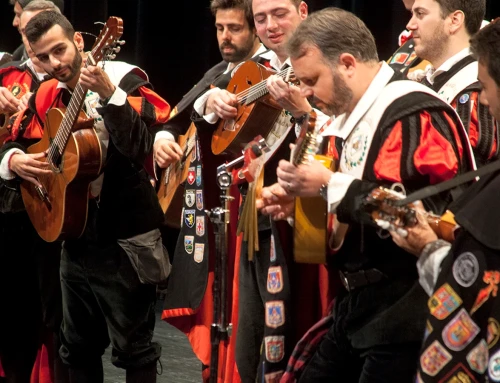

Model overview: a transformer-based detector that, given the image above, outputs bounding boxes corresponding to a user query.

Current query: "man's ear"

[74,31,84,52]
[298,1,308,20]
[449,10,465,35]
[338,53,356,77]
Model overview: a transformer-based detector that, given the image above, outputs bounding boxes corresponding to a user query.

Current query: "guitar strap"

[394,159,500,206]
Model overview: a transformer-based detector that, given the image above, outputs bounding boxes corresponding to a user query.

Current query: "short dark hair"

[25,10,74,44]
[470,20,500,87]
[286,7,378,64]
[11,0,65,13]
[22,0,61,14]
[435,0,485,35]
[210,0,254,29]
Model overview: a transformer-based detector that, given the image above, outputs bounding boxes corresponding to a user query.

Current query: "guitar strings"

[234,67,295,104]
[48,47,98,166]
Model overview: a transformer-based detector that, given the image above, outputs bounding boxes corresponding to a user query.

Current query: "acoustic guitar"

[292,111,336,264]
[364,186,457,242]
[157,122,197,228]
[211,60,297,157]
[21,17,123,243]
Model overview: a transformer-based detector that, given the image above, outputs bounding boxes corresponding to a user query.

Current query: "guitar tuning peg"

[118,40,126,46]
[108,54,116,59]
[113,46,121,53]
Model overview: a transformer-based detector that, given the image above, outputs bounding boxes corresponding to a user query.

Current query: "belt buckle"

[339,271,351,292]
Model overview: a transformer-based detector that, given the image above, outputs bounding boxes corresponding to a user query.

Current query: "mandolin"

[21,17,123,242]
[211,60,297,157]
[292,110,337,264]
[364,186,457,242]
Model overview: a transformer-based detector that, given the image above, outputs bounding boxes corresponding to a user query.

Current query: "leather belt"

[339,269,386,292]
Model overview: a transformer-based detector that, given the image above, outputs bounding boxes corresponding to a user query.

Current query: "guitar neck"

[53,83,88,148]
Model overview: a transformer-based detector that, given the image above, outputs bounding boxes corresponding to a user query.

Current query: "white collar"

[322,61,395,139]
[258,49,291,71]
[426,47,471,85]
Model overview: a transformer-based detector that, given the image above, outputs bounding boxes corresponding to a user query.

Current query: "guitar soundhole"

[245,77,252,86]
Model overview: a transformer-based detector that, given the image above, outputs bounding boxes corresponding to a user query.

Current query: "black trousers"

[0,211,64,383]
[59,239,160,372]
[235,226,294,383]
[298,279,423,383]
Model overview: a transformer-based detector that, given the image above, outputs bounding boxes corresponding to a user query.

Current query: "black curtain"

[0,0,499,108]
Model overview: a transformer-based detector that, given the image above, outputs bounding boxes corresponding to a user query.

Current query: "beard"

[320,70,353,117]
[219,37,255,63]
[415,22,448,64]
[52,44,82,83]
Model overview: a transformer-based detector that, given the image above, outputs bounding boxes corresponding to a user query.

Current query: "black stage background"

[1,0,499,110]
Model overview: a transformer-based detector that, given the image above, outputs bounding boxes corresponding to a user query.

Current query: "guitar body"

[211,60,283,157]
[294,154,334,264]
[21,108,102,242]
[157,122,197,228]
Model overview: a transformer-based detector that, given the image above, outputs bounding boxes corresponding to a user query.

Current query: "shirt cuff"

[327,172,356,213]
[417,241,451,296]
[0,148,24,180]
[193,87,220,124]
[101,87,127,107]
[154,131,176,143]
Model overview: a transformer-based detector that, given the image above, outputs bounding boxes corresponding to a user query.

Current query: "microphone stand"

[207,161,234,383]
[207,137,268,383]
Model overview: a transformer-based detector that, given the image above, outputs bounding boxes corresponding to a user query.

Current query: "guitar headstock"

[291,110,318,166]
[237,135,270,183]
[364,186,418,230]
[88,16,124,64]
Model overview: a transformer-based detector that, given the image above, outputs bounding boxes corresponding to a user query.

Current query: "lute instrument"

[211,60,297,157]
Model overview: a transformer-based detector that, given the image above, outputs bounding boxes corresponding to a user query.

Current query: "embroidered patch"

[437,363,478,383]
[471,271,500,315]
[420,340,452,377]
[270,234,276,262]
[390,52,409,65]
[267,266,283,294]
[459,93,470,104]
[405,51,418,67]
[452,252,479,287]
[187,167,196,185]
[185,209,195,228]
[264,336,285,363]
[196,190,203,210]
[428,283,463,320]
[487,318,500,349]
[265,301,285,328]
[196,216,205,237]
[343,122,369,171]
[442,308,480,351]
[185,190,195,207]
[466,339,488,374]
[264,370,284,382]
[489,349,500,381]
[194,243,204,263]
[184,235,194,254]
[196,165,202,186]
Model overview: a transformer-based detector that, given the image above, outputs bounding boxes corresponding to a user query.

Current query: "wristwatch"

[319,174,335,201]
